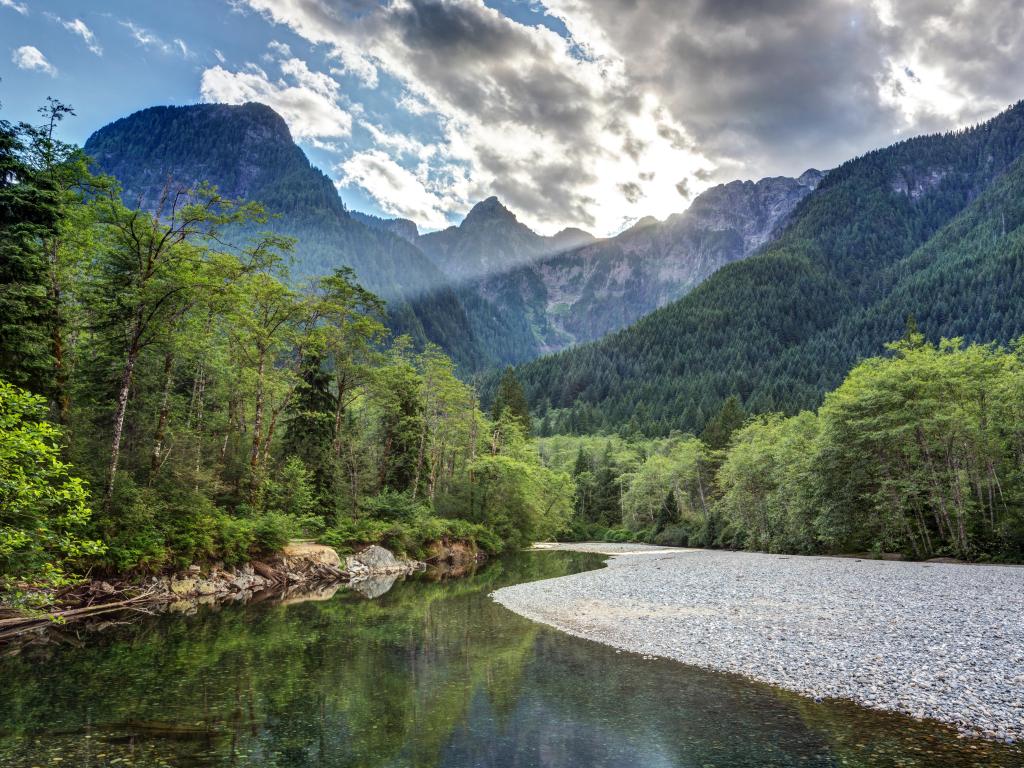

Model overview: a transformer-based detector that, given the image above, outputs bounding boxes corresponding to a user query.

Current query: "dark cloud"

[244,0,1024,230]
[618,181,643,203]
[548,0,1024,178]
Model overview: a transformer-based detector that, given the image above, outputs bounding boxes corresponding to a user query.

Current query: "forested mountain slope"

[471,170,823,355]
[84,103,487,369]
[514,101,1024,435]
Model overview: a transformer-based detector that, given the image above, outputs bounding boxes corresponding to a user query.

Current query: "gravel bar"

[492,545,1024,742]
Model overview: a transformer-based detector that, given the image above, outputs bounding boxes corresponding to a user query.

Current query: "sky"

[1,1,1023,236]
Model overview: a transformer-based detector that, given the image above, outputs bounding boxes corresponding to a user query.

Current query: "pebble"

[492,545,1024,741]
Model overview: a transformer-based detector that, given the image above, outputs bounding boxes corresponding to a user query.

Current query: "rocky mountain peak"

[797,168,826,188]
[462,196,518,228]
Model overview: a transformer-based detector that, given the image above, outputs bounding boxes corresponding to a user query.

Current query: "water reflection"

[0,552,1019,767]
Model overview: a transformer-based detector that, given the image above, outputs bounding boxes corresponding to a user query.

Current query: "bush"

[653,523,691,547]
[0,378,104,596]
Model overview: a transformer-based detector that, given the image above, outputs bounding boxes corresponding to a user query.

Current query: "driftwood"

[0,588,161,641]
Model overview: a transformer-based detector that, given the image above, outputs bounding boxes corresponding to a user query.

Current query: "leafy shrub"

[0,378,104,598]
[653,523,691,547]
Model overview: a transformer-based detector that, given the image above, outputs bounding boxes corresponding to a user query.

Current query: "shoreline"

[492,543,1024,743]
[0,543,432,645]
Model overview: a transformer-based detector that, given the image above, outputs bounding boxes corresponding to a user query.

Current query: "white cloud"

[1,0,28,15]
[60,18,102,56]
[339,149,453,229]
[199,63,352,138]
[235,0,1024,234]
[214,48,226,63]
[11,45,56,76]
[267,40,291,57]
[174,38,191,58]
[121,20,169,51]
[328,40,378,88]
[237,0,713,234]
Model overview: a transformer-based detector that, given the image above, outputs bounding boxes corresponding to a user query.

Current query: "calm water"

[1,551,1021,768]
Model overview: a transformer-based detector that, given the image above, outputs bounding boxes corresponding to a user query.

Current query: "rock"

[282,542,342,569]
[347,545,400,571]
[169,578,197,596]
[196,581,218,596]
[187,564,201,574]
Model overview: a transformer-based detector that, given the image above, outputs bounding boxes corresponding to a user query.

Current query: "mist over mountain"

[83,103,488,370]
[85,101,815,373]
[463,170,824,355]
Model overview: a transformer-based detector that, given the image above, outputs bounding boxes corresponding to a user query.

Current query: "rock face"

[471,170,824,354]
[282,541,342,570]
[345,545,423,576]
[417,196,595,283]
[405,171,823,363]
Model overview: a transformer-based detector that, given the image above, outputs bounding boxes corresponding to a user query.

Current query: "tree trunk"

[106,325,142,503]
[150,351,175,481]
[249,349,266,469]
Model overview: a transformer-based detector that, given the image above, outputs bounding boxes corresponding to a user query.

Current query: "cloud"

[236,0,1024,234]
[200,60,352,138]
[11,45,57,76]
[0,0,28,15]
[339,149,454,229]
[121,20,170,51]
[119,20,197,60]
[239,0,712,234]
[214,48,226,63]
[58,17,102,56]
[542,0,1024,175]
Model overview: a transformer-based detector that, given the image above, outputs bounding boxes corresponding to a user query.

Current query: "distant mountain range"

[83,101,822,372]
[510,100,1024,435]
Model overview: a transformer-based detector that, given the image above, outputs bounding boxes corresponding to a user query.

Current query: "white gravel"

[493,544,1024,742]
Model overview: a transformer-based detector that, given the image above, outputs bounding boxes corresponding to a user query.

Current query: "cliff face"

[462,170,824,354]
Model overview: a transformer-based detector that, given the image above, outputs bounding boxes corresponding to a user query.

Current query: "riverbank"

[0,543,430,643]
[492,544,1024,743]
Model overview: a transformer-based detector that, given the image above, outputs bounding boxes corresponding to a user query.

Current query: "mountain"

[349,210,420,244]
[469,171,824,356]
[511,101,1024,435]
[417,196,596,282]
[83,103,486,369]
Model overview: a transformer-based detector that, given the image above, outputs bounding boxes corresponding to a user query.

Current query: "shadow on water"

[0,551,1020,767]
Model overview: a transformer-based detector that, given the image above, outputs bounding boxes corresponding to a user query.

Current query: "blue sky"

[3,1,1022,235]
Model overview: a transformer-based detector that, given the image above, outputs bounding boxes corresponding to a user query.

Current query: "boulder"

[282,542,342,569]
[347,545,400,571]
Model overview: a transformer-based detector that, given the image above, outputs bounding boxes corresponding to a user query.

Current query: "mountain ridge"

[509,100,1024,434]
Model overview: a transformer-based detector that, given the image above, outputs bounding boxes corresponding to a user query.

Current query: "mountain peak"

[462,196,518,228]
[797,168,825,188]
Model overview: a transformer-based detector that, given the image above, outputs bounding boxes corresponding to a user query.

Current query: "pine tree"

[0,117,60,395]
[701,395,747,450]
[281,354,337,513]
[492,366,531,433]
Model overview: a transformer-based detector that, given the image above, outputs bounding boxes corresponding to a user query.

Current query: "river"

[1,551,1021,767]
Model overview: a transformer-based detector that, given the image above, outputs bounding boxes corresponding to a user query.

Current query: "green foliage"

[0,101,579,602]
[491,366,532,433]
[512,101,1024,436]
[0,378,104,600]
[541,338,1024,561]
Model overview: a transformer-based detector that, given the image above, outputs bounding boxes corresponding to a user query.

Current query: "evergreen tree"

[281,354,337,513]
[655,490,678,533]
[492,366,531,433]
[0,117,59,394]
[700,395,746,450]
